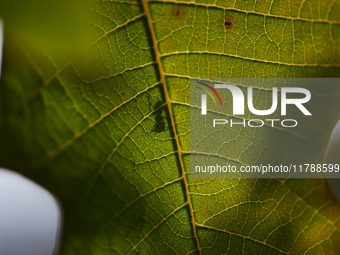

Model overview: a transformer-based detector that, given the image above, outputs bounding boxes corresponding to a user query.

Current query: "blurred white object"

[0,168,62,255]
[327,119,340,164]
[327,120,340,201]
[0,20,61,255]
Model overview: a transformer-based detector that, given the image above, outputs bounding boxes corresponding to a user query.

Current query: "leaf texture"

[1,0,340,254]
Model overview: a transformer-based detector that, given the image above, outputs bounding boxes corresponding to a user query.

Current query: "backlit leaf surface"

[1,0,340,254]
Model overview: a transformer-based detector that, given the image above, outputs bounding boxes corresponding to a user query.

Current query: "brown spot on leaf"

[171,7,185,20]
[224,19,234,31]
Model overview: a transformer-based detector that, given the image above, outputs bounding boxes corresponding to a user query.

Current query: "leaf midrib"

[141,0,203,254]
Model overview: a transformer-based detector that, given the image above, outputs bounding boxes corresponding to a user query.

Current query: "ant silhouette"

[148,94,166,133]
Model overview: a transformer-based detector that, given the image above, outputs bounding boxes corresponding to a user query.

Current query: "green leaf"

[0,0,87,47]
[1,0,340,254]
